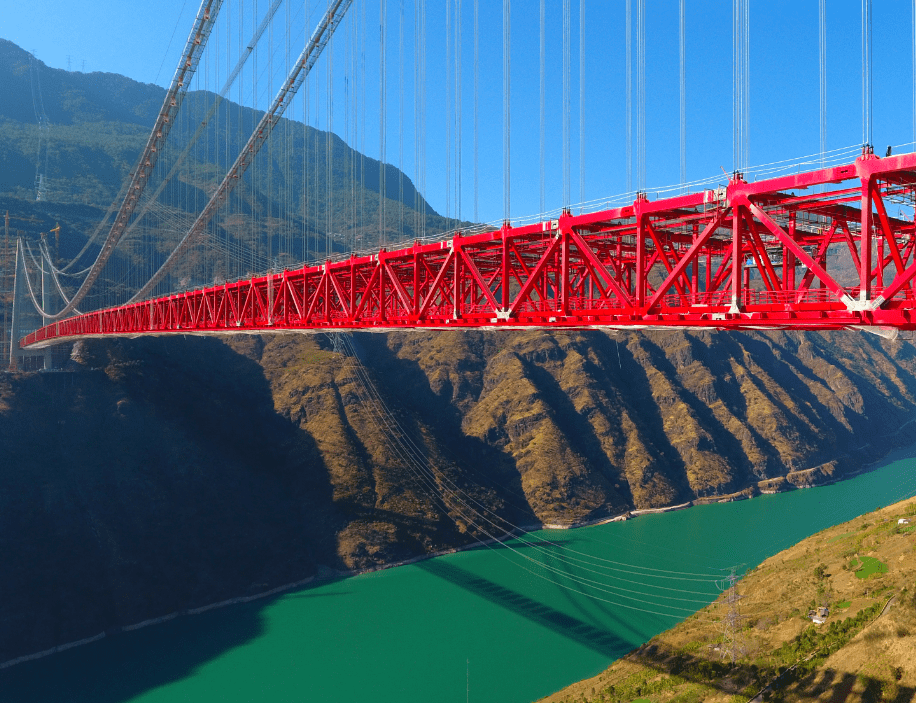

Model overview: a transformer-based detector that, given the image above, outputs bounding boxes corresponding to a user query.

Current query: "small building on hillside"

[899,518,911,525]
[809,606,829,625]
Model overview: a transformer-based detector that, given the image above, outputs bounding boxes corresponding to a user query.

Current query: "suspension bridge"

[8,0,916,367]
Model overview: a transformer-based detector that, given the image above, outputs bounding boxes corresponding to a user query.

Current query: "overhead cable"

[128,0,354,302]
[35,0,224,319]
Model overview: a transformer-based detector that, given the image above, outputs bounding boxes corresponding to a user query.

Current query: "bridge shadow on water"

[415,557,640,659]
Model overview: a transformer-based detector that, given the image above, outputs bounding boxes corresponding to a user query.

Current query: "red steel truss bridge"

[19,148,916,349]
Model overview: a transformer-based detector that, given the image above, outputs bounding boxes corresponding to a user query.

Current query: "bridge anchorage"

[17,148,916,351]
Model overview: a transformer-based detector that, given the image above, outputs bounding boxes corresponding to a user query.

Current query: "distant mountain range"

[0,37,452,248]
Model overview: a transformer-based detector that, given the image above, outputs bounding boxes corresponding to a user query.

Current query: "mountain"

[2,37,916,679]
[0,36,456,353]
[2,328,916,665]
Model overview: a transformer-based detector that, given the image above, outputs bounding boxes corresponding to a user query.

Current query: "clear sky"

[5,0,916,226]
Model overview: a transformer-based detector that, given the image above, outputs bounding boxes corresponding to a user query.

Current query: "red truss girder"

[20,152,916,350]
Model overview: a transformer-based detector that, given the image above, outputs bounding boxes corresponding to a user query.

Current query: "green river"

[3,451,915,702]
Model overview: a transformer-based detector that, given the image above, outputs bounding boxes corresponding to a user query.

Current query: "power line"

[335,333,729,621]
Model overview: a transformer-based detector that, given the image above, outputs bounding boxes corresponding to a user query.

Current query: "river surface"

[3,451,915,703]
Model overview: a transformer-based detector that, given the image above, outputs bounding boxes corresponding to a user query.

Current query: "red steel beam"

[20,151,916,351]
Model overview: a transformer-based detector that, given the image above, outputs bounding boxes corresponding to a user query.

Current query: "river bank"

[6,432,915,676]
[3,445,916,703]
[539,493,916,703]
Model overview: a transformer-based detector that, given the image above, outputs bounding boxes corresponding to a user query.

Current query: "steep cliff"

[3,328,916,664]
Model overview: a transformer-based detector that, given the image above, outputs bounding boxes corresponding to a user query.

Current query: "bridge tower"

[9,239,53,371]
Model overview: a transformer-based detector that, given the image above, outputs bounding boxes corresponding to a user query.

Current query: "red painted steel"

[20,149,916,350]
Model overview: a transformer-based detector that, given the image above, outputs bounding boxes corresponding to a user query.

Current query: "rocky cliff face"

[2,328,916,663]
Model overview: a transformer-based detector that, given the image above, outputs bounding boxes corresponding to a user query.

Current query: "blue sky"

[5,0,916,226]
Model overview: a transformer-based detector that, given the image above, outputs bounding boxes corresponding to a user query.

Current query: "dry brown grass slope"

[538,496,916,703]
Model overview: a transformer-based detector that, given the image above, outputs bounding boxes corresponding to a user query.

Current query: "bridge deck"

[20,151,916,350]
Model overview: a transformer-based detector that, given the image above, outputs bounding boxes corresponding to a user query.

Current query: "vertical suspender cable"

[328,27,334,257]
[239,0,244,275]
[563,0,570,208]
[361,0,366,241]
[340,10,346,254]
[819,0,826,168]
[354,11,359,252]
[679,0,686,192]
[285,1,291,261]
[399,0,404,242]
[474,0,479,222]
[314,37,320,259]
[283,2,289,262]
[445,0,451,226]
[415,0,421,235]
[269,6,274,266]
[637,0,645,190]
[732,0,737,172]
[625,0,632,194]
[732,0,740,172]
[862,0,872,147]
[579,0,584,211]
[456,0,462,224]
[504,0,511,221]
[380,0,387,246]
[350,11,356,253]
[539,0,545,214]
[743,0,748,172]
[290,3,296,259]
[302,0,311,261]
[421,0,427,237]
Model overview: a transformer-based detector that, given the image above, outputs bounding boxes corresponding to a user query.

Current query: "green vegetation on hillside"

[851,556,888,580]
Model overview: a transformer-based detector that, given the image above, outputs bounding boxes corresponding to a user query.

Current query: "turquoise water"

[3,451,915,703]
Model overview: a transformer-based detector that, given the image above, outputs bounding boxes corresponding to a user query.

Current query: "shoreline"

[4,430,916,673]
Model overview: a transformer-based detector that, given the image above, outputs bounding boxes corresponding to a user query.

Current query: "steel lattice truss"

[20,151,916,350]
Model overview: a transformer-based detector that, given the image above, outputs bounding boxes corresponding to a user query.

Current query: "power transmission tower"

[721,565,746,663]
